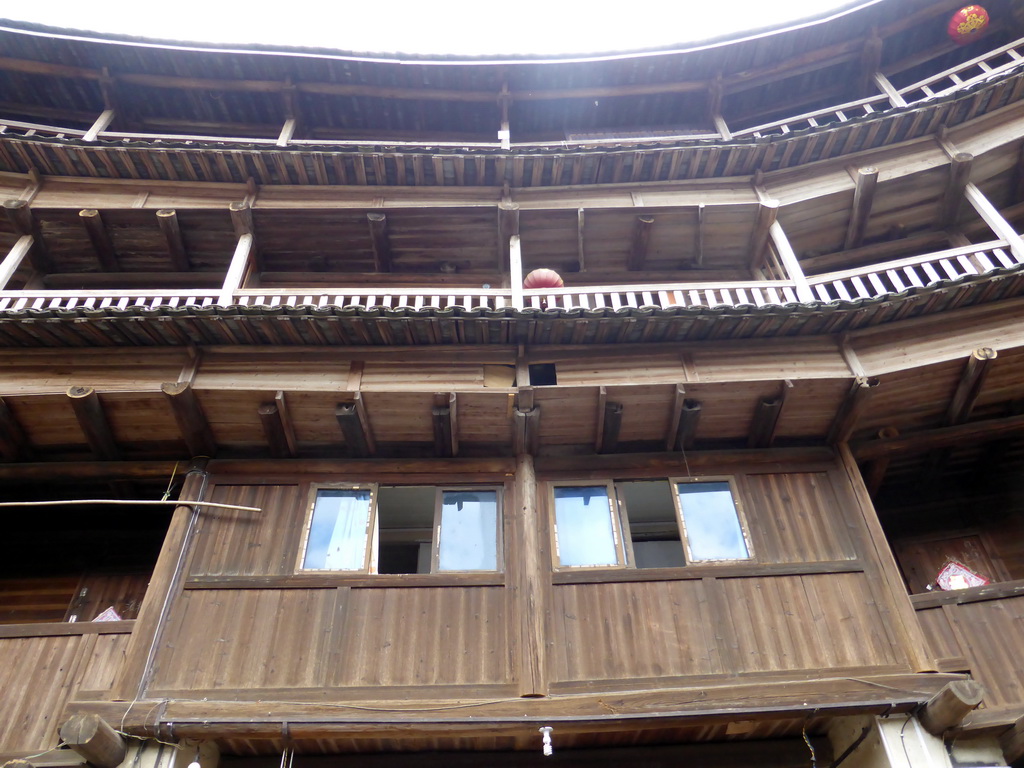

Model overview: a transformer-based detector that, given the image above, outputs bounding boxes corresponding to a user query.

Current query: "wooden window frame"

[297,482,504,575]
[550,476,753,571]
[672,475,754,564]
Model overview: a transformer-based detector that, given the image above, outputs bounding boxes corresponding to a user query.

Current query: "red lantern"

[523,268,564,289]
[948,5,989,45]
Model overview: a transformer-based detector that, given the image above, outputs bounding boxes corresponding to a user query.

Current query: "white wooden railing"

[0,240,1020,317]
[2,37,1024,152]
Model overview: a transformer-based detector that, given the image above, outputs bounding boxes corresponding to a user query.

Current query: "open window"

[298,484,503,575]
[551,477,751,569]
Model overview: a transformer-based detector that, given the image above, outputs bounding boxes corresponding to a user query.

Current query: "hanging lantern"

[948,5,989,45]
[523,268,564,289]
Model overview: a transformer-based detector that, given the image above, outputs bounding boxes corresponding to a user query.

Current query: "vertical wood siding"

[150,586,509,693]
[189,484,304,576]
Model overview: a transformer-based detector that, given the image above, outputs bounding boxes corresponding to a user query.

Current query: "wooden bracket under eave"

[161,382,218,458]
[513,406,540,456]
[59,714,126,768]
[919,680,984,736]
[79,209,120,272]
[336,393,375,457]
[3,199,51,273]
[432,392,459,458]
[946,347,997,425]
[828,376,880,446]
[367,212,393,273]
[67,386,120,461]
[0,396,34,461]
[844,167,879,251]
[156,209,192,271]
[259,393,297,459]
[748,383,790,449]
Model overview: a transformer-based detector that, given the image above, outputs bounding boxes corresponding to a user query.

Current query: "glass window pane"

[554,486,619,567]
[438,490,498,572]
[676,482,749,561]
[302,489,372,570]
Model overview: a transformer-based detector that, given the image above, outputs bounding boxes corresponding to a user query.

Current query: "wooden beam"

[79,209,119,272]
[919,680,984,735]
[941,152,973,227]
[66,386,120,461]
[748,389,787,449]
[58,715,126,768]
[946,347,997,425]
[0,235,32,290]
[156,209,191,272]
[3,200,50,272]
[0,396,33,461]
[673,399,702,452]
[857,34,883,98]
[367,212,392,273]
[228,201,254,238]
[854,412,1024,461]
[336,394,374,457]
[219,232,253,305]
[873,71,908,108]
[708,74,732,140]
[964,182,1024,262]
[769,221,813,302]
[844,167,879,250]
[1000,714,1024,766]
[627,216,655,272]
[862,427,899,497]
[258,402,292,459]
[432,392,458,458]
[276,117,297,147]
[599,402,623,454]
[748,200,779,272]
[828,376,880,445]
[161,382,217,458]
[82,109,115,142]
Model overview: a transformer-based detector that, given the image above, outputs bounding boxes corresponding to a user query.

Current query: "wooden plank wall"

[0,629,132,753]
[142,462,915,701]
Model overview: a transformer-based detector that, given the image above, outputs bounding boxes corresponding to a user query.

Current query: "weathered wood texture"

[916,596,1024,716]
[0,628,131,753]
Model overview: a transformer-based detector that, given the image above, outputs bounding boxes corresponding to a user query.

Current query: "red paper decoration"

[935,560,990,591]
[948,5,990,45]
[523,268,564,289]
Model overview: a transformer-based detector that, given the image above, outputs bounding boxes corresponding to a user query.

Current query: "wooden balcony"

[0,239,1020,319]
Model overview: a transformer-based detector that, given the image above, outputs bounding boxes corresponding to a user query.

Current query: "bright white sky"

[0,0,866,57]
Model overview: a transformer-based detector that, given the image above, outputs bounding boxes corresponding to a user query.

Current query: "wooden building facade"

[2,2,1024,766]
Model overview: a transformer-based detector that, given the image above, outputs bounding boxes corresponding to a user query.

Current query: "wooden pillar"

[0,235,32,290]
[162,382,217,458]
[845,167,879,250]
[156,210,191,271]
[873,72,908,108]
[627,216,655,271]
[3,200,50,272]
[367,212,392,273]
[919,680,984,735]
[748,199,779,272]
[769,220,814,302]
[67,386,120,461]
[59,714,126,768]
[828,377,880,445]
[510,234,524,309]
[965,182,1024,263]
[513,452,548,697]
[1001,714,1024,766]
[80,209,120,271]
[82,109,116,142]
[941,152,973,227]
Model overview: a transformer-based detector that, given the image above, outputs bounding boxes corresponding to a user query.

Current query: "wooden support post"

[769,220,814,302]
[828,376,880,445]
[576,208,586,272]
[665,384,686,451]
[513,406,540,456]
[941,152,973,227]
[3,199,50,272]
[0,396,33,461]
[229,201,254,238]
[219,232,253,305]
[367,212,392,273]
[59,714,126,768]
[947,347,997,425]
[709,74,732,140]
[674,399,702,451]
[514,452,548,697]
[509,234,524,309]
[79,209,120,272]
[432,393,458,458]
[627,216,655,272]
[844,167,879,250]
[498,82,512,149]
[67,386,120,461]
[157,209,191,271]
[258,402,292,459]
[82,108,116,142]
[498,204,520,273]
[873,71,908,108]
[748,389,787,449]
[0,234,32,290]
[276,117,297,147]
[964,182,1024,263]
[599,402,623,454]
[694,203,706,267]
[162,382,217,458]
[748,199,779,272]
[336,394,374,457]
[919,680,984,735]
